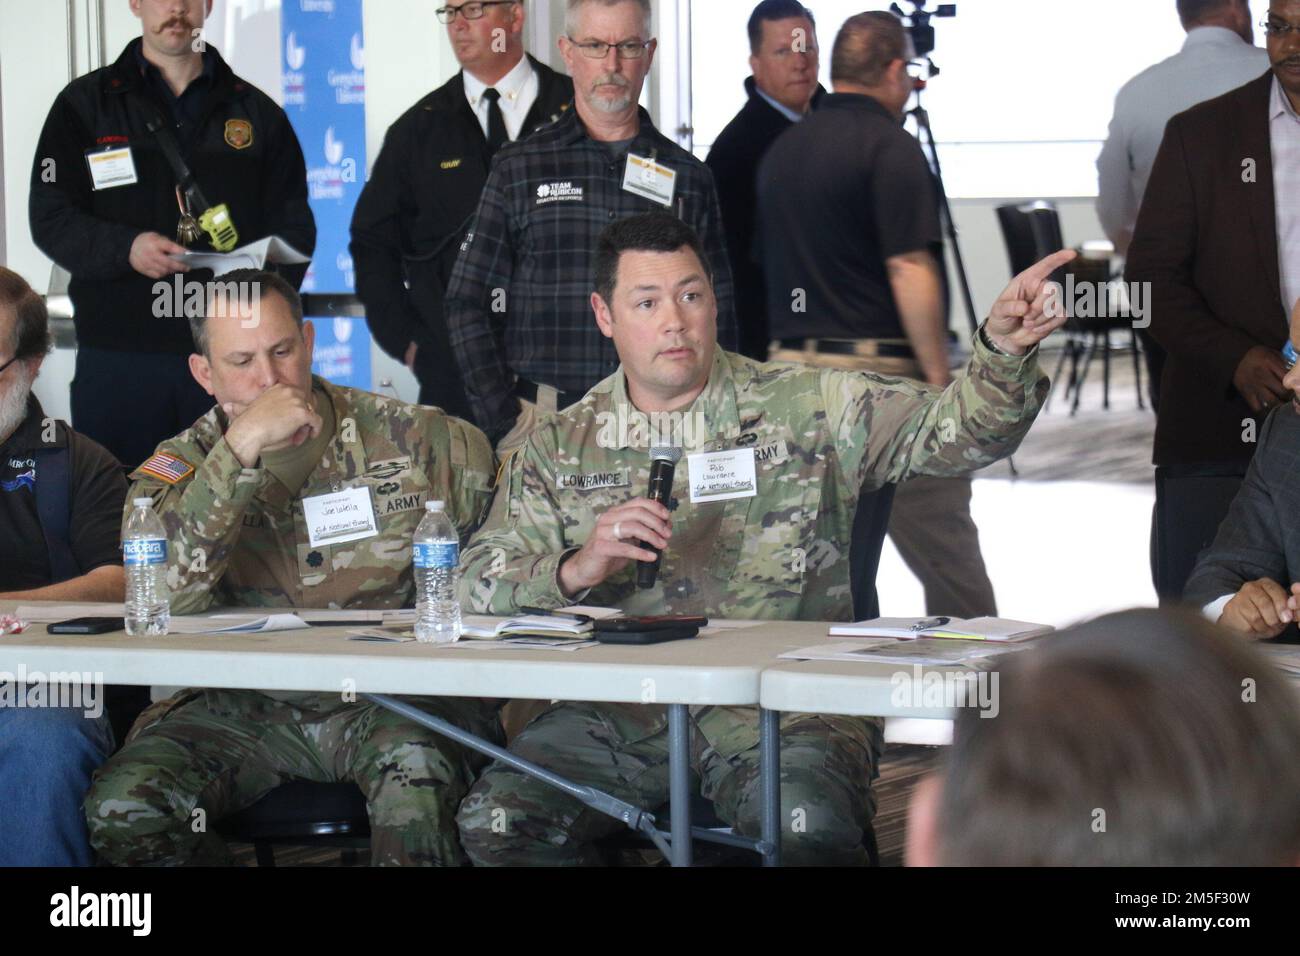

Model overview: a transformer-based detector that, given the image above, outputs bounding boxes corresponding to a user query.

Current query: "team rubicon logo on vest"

[536,182,583,205]
[224,119,253,150]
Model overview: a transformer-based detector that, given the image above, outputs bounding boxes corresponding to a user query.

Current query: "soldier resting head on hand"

[84,268,499,867]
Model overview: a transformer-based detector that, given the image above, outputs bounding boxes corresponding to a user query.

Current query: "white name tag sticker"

[688,448,757,503]
[622,153,677,207]
[85,146,139,191]
[303,486,378,548]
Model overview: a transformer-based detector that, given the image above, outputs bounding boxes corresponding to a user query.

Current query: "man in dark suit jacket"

[1184,322,1300,637]
[350,1,572,417]
[706,0,824,360]
[1125,24,1296,603]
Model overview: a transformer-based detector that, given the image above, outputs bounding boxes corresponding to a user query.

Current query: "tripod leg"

[910,102,979,337]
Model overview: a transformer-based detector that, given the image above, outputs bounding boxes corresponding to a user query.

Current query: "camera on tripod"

[889,0,956,60]
[885,2,978,340]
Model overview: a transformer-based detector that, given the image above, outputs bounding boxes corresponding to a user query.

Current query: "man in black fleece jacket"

[29,0,314,470]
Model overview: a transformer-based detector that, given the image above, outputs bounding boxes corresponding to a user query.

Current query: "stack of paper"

[19,605,311,635]
[459,614,593,640]
[168,236,311,276]
[347,627,598,650]
[348,606,620,650]
[781,639,1028,667]
[166,614,311,635]
[829,616,1053,642]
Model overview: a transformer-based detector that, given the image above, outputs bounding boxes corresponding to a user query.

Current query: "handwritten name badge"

[687,448,757,503]
[302,486,378,548]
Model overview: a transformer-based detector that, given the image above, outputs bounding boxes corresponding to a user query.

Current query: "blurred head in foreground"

[906,608,1300,866]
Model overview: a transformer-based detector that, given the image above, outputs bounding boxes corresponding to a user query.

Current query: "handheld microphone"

[636,446,681,589]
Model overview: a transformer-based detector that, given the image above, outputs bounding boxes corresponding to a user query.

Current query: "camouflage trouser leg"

[701,712,883,866]
[319,695,499,866]
[85,695,316,865]
[457,702,881,866]
[458,702,675,866]
[86,692,500,866]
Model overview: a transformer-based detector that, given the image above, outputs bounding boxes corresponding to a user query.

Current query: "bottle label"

[413,542,458,570]
[123,538,168,567]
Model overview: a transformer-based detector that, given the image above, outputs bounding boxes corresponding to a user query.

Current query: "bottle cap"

[133,497,154,507]
[426,500,445,512]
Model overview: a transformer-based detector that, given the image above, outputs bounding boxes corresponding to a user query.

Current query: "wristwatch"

[979,323,1018,357]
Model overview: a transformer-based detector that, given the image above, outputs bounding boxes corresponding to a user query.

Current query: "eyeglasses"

[1262,17,1300,38]
[770,44,817,60]
[436,1,516,24]
[567,38,653,60]
[0,355,19,377]
[906,59,931,81]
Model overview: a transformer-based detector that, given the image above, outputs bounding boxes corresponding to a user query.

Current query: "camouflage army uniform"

[456,337,1046,865]
[85,376,499,866]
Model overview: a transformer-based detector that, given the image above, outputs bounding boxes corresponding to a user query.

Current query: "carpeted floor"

[985,339,1155,484]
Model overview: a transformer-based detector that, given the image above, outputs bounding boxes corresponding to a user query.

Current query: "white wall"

[0,0,79,288]
[0,0,93,419]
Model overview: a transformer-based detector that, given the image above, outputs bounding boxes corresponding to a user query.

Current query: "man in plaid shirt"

[446,0,737,451]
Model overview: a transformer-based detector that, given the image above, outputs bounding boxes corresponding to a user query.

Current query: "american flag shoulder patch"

[139,452,195,485]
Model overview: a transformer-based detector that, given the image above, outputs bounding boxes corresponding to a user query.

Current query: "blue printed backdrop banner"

[309,316,372,391]
[281,0,366,294]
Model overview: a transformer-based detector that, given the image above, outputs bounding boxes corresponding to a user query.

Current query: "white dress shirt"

[1096,26,1269,255]
[463,54,539,143]
[755,85,808,124]
[1270,76,1300,321]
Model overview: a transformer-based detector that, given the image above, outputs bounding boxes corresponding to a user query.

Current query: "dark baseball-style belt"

[776,338,915,359]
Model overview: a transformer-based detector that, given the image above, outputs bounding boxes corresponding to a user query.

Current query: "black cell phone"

[594,615,709,633]
[47,617,125,634]
[594,626,699,645]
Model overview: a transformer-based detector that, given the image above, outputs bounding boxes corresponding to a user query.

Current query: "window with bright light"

[690,0,1272,198]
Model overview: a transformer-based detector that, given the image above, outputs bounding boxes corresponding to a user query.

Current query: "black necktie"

[483,88,508,155]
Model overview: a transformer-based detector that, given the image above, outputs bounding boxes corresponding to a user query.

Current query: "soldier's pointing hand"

[985,248,1077,354]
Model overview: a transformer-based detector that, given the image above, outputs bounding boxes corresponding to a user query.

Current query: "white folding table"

[0,603,834,866]
[761,659,962,720]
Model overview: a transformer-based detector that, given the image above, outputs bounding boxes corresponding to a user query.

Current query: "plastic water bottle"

[123,497,170,636]
[413,500,460,643]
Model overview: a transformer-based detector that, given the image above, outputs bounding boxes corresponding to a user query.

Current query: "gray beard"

[0,365,33,445]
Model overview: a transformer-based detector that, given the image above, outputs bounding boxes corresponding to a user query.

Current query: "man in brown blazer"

[1126,2,1300,602]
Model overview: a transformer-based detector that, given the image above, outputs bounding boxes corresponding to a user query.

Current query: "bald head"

[830,11,914,118]
[831,10,908,88]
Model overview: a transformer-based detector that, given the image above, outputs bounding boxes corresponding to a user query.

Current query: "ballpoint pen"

[910,616,951,631]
